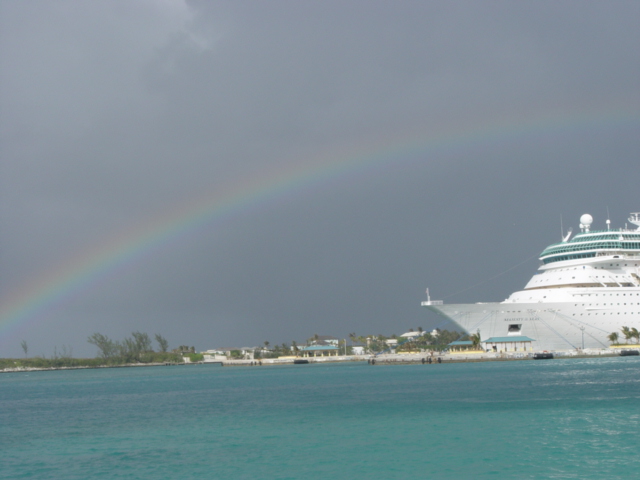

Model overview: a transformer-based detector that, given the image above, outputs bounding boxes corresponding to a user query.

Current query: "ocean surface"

[1,357,639,479]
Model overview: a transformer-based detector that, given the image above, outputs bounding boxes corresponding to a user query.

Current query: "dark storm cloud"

[1,1,638,357]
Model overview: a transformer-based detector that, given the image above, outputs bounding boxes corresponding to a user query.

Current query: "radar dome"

[580,214,593,226]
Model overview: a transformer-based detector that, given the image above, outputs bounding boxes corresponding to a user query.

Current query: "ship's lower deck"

[425,301,640,351]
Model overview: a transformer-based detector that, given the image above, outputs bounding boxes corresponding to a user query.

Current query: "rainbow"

[1,105,638,339]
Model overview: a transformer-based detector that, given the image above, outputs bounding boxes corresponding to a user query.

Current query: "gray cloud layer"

[1,1,638,357]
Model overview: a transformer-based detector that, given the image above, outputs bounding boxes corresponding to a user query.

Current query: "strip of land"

[5,346,640,373]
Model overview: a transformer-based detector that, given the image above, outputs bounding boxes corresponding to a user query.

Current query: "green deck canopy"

[483,336,535,343]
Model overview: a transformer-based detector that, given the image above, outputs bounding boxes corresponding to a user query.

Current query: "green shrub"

[187,353,204,362]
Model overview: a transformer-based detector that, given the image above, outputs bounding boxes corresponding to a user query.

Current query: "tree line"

[3,332,182,370]
[86,331,181,364]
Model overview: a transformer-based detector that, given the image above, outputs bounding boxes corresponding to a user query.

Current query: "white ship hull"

[424,290,640,351]
[423,213,640,352]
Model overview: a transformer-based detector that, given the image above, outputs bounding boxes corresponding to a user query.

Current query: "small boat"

[293,359,309,364]
[619,350,640,356]
[533,352,554,360]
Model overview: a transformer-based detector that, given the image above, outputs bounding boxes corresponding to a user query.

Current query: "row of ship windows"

[575,293,639,297]
[546,241,640,254]
[571,234,640,241]
[519,294,640,301]
[573,312,636,316]
[599,264,639,268]
[532,275,630,282]
[543,232,640,251]
[543,247,640,264]
[575,303,637,306]
[543,253,595,264]
[501,306,637,313]
[505,295,639,309]
[553,264,639,270]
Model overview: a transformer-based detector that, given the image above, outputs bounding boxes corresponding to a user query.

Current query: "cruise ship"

[423,212,640,351]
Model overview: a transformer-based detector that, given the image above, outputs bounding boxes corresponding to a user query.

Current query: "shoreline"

[0,362,184,374]
[4,348,638,373]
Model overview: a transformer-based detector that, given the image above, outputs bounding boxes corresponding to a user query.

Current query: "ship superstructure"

[423,213,640,351]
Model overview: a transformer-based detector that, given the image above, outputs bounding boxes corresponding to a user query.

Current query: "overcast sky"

[1,1,638,358]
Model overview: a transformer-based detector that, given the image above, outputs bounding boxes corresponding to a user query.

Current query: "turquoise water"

[1,358,639,479]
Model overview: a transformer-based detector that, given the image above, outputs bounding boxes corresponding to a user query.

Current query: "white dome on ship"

[579,213,593,232]
[579,213,593,226]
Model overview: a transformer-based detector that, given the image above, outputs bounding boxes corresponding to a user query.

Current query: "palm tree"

[470,330,482,351]
[621,326,632,344]
[607,332,619,345]
[631,328,640,344]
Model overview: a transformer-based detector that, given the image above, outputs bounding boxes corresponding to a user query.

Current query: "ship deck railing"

[421,300,443,306]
